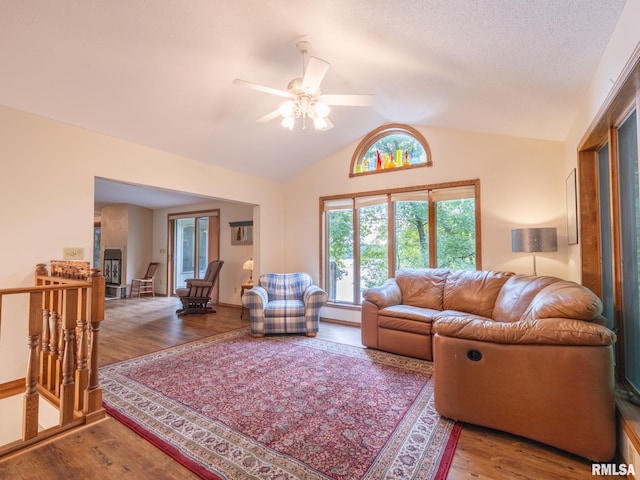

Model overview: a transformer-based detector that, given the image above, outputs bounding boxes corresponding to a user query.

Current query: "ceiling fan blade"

[322,117,334,131]
[232,78,294,99]
[257,109,281,122]
[301,57,330,94]
[319,94,375,106]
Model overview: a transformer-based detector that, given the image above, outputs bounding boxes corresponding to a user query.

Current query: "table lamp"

[512,228,557,275]
[243,258,254,283]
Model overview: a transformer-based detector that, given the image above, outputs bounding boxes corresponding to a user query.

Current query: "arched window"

[349,123,432,177]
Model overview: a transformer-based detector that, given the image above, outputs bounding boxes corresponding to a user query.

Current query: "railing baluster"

[59,289,77,425]
[75,286,89,412]
[23,291,43,440]
[39,303,51,388]
[47,290,60,392]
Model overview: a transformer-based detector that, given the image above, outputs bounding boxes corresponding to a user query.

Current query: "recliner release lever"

[467,349,482,361]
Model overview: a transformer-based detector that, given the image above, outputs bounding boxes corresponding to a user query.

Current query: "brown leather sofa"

[361,268,616,461]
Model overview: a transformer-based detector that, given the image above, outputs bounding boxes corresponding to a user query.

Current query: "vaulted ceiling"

[0,1,627,186]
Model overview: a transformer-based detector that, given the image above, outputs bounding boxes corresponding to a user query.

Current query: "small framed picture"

[230,221,253,245]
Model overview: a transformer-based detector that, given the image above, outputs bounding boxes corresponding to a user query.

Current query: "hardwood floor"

[0,297,615,479]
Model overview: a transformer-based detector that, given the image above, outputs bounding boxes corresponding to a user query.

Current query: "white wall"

[126,204,154,286]
[284,126,565,322]
[0,105,285,382]
[563,0,640,281]
[100,203,154,289]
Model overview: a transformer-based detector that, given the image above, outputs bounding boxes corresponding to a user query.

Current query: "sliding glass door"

[617,110,640,392]
[169,210,220,296]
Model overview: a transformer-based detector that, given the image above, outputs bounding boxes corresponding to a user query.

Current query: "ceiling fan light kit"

[233,41,373,131]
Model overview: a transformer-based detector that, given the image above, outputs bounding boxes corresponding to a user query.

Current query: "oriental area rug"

[100,328,461,480]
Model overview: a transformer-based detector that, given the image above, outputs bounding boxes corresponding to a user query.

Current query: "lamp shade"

[512,228,558,253]
[242,259,254,270]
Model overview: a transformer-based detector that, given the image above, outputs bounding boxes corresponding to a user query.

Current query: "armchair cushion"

[261,272,310,300]
[265,299,305,317]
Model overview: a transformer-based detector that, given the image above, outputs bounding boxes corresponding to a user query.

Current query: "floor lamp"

[511,228,557,275]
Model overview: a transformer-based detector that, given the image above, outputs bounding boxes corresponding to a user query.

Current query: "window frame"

[577,47,640,393]
[320,179,481,307]
[349,123,433,177]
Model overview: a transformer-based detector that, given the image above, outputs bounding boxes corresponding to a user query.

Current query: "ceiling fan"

[233,41,374,131]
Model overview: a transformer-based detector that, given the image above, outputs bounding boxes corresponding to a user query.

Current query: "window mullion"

[428,190,437,268]
[388,194,395,279]
[352,199,361,304]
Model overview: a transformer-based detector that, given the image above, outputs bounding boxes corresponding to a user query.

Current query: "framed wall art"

[230,221,253,245]
[566,168,578,245]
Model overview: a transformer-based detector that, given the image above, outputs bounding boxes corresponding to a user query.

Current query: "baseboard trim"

[320,317,360,327]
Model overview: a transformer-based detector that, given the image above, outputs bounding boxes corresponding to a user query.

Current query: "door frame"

[168,209,220,298]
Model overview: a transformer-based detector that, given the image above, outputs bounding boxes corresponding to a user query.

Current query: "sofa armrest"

[434,315,616,346]
[363,279,402,309]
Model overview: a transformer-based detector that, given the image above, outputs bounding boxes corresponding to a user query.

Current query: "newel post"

[84,268,105,422]
[35,263,48,281]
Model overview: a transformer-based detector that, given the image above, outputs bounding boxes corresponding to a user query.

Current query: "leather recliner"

[361,269,616,461]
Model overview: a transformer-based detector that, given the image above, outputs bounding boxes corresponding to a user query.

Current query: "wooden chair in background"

[130,262,160,297]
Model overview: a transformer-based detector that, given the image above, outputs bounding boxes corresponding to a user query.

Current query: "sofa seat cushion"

[379,304,440,322]
[433,310,492,323]
[265,299,305,317]
[378,305,440,335]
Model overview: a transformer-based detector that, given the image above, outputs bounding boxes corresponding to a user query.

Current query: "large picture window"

[321,180,480,305]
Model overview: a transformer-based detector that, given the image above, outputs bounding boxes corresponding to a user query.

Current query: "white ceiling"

[0,0,627,193]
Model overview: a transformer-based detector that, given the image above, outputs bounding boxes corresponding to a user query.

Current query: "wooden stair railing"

[0,263,105,457]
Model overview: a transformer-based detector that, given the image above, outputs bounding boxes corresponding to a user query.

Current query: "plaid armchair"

[242,272,327,337]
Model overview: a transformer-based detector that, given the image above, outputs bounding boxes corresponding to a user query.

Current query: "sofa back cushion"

[442,269,514,318]
[520,281,604,323]
[492,275,561,323]
[395,268,450,310]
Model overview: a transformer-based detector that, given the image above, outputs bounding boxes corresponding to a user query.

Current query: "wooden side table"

[240,282,253,318]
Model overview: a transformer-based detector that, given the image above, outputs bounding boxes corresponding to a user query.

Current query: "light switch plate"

[63,247,85,260]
